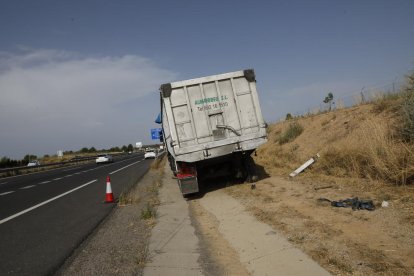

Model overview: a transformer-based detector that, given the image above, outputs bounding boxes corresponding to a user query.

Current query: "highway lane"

[0,153,152,275]
[0,154,142,220]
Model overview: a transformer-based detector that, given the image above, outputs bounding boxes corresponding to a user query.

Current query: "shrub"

[399,73,414,142]
[400,92,414,142]
[141,203,156,220]
[372,92,401,113]
[278,122,304,145]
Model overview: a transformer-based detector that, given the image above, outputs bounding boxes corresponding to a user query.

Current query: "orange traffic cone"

[105,176,114,203]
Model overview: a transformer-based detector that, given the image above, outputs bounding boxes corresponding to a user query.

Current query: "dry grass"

[118,156,166,208]
[255,99,414,185]
[150,155,166,171]
[317,118,414,185]
[140,203,157,220]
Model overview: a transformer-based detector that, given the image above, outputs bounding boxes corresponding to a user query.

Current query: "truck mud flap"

[178,176,199,195]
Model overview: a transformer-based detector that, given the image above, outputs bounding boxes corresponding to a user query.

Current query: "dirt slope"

[225,104,414,275]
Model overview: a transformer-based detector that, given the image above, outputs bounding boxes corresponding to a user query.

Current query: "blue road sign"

[151,128,162,140]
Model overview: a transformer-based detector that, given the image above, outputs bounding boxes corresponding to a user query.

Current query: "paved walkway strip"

[143,166,203,276]
[199,190,331,276]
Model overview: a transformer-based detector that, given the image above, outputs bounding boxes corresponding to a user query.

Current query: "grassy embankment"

[255,74,414,186]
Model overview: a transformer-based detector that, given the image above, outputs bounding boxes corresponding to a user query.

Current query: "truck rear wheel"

[243,155,258,183]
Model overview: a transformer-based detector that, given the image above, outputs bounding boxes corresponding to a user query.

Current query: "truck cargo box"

[160,69,267,163]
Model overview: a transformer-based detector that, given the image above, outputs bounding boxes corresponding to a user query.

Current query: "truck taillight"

[177,162,197,179]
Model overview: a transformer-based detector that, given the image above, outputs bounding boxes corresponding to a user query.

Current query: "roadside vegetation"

[277,121,304,145]
[118,155,166,221]
[257,71,414,186]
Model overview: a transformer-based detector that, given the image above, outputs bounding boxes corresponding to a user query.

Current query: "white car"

[27,160,41,167]
[96,154,113,164]
[144,150,156,159]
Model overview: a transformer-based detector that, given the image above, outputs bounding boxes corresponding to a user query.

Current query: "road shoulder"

[56,161,162,276]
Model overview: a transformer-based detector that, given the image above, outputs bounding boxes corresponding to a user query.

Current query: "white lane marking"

[20,185,36,190]
[82,171,88,173]
[74,172,81,175]
[0,191,14,196]
[64,174,73,177]
[53,177,63,181]
[39,181,51,184]
[0,179,97,225]
[109,160,141,175]
[0,182,8,185]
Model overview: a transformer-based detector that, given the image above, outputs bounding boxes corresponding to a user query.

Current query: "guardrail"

[0,152,141,178]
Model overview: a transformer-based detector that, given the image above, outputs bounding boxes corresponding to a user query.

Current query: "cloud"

[0,49,175,110]
[0,49,177,158]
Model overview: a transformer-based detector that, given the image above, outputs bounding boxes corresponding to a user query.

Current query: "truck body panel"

[161,69,267,164]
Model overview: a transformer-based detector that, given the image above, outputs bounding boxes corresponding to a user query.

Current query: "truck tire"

[231,154,247,182]
[244,155,258,183]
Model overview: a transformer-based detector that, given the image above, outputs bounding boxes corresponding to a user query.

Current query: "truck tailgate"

[161,69,267,160]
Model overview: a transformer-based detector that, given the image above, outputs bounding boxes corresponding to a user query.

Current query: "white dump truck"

[159,69,267,196]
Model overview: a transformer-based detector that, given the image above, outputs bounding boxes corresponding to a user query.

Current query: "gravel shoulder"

[56,159,164,276]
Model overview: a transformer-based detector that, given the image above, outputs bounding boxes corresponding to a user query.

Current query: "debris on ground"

[314,185,333,191]
[318,197,375,211]
[289,153,320,177]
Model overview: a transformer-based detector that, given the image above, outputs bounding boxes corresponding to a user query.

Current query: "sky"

[1,0,414,159]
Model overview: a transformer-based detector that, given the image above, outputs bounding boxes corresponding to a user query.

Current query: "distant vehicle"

[144,149,156,159]
[27,160,41,167]
[96,154,113,164]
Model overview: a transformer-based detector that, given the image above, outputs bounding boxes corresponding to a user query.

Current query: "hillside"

[225,94,414,275]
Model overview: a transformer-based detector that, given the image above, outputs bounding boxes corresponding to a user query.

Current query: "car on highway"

[144,149,156,159]
[96,154,113,164]
[27,160,41,167]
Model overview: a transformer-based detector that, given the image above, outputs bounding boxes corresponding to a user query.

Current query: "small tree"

[127,144,134,152]
[23,154,37,162]
[0,157,10,168]
[285,113,293,120]
[323,92,334,111]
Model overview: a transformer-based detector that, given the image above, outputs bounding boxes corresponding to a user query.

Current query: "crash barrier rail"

[0,152,142,178]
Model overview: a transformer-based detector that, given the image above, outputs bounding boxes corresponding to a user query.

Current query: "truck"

[159,69,267,196]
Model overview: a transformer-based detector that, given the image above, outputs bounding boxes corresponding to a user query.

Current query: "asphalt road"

[0,153,152,275]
